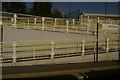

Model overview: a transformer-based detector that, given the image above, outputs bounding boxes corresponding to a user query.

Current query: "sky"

[52,2,119,15]
[2,0,119,15]
[25,2,119,15]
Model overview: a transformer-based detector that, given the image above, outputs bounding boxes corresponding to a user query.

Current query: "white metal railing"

[0,11,119,35]
[0,38,119,63]
[0,12,119,64]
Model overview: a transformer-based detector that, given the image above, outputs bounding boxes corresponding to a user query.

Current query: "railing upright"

[27,20,30,28]
[73,19,75,27]
[12,42,17,64]
[33,48,36,59]
[66,20,69,32]
[80,15,83,24]
[13,14,17,28]
[34,18,37,28]
[115,40,118,51]
[51,41,55,59]
[0,42,2,62]
[81,39,85,55]
[54,19,57,31]
[11,18,14,24]
[42,17,45,31]
[86,22,89,35]
[106,38,109,53]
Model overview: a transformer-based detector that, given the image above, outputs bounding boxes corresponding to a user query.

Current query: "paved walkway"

[1,60,120,79]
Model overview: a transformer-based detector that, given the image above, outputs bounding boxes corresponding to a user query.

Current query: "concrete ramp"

[4,27,96,43]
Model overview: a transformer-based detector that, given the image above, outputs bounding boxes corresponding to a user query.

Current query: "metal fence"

[0,11,119,64]
[0,11,119,35]
[0,38,119,63]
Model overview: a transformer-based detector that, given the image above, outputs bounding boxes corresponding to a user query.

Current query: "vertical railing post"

[115,40,118,51]
[80,15,83,24]
[0,42,2,62]
[12,42,17,64]
[66,20,69,32]
[54,19,57,31]
[97,17,99,23]
[77,43,80,53]
[94,43,96,53]
[33,48,36,59]
[13,14,17,28]
[11,18,14,24]
[106,38,109,53]
[27,20,29,28]
[34,18,37,29]
[81,39,85,55]
[42,17,45,31]
[86,16,89,35]
[51,42,55,59]
[0,42,1,54]
[73,19,75,27]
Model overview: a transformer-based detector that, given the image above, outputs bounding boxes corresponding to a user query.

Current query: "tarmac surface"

[1,60,120,79]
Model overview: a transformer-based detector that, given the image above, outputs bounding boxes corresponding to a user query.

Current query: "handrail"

[0,38,119,63]
[1,11,119,35]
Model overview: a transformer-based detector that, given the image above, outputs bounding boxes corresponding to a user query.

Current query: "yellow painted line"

[55,45,79,49]
[85,49,94,52]
[1,46,12,48]
[85,46,94,49]
[45,24,54,27]
[97,40,106,42]
[17,23,42,26]
[55,26,66,29]
[57,23,66,25]
[34,47,51,50]
[45,20,54,23]
[55,47,80,51]
[1,53,12,56]
[35,50,51,53]
[45,28,54,31]
[2,49,13,52]
[1,44,12,48]
[68,27,76,30]
[98,44,106,46]
[85,41,96,43]
[16,49,51,54]
[16,51,33,54]
[2,21,12,23]
[109,44,116,46]
[17,43,50,47]
[17,18,42,22]
[2,16,12,19]
[16,48,34,51]
[109,39,119,42]
[56,42,79,45]
[85,44,96,46]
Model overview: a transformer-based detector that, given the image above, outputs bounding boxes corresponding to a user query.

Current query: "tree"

[31,2,52,17]
[50,9,64,18]
[2,2,27,14]
[2,2,9,12]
